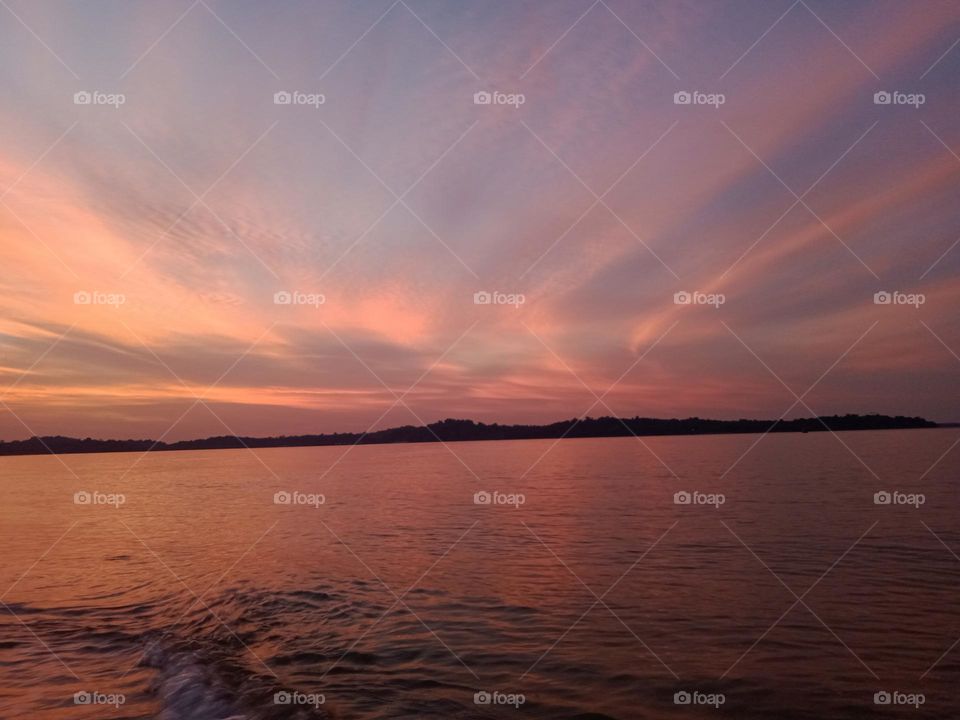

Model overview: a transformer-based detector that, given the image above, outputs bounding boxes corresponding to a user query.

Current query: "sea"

[1,429,958,718]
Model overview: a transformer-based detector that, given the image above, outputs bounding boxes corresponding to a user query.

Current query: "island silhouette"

[0,413,940,457]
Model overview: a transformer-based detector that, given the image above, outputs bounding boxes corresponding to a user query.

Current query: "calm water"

[1,429,959,719]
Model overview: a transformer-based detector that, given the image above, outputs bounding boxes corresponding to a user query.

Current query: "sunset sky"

[0,0,958,440]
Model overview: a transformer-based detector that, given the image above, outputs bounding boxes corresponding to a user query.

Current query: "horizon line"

[0,412,948,458]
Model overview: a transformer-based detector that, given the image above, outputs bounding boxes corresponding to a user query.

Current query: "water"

[1,429,958,719]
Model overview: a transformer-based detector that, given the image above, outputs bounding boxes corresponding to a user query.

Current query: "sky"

[0,0,958,441]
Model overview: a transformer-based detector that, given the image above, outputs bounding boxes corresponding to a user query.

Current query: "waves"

[4,434,960,717]
[5,564,960,719]
[144,643,331,720]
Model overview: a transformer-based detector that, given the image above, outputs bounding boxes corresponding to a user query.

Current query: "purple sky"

[0,0,958,440]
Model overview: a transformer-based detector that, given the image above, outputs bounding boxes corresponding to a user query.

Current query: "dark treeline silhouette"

[0,413,940,457]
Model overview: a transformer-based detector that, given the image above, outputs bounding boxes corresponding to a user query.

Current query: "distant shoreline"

[0,414,944,458]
